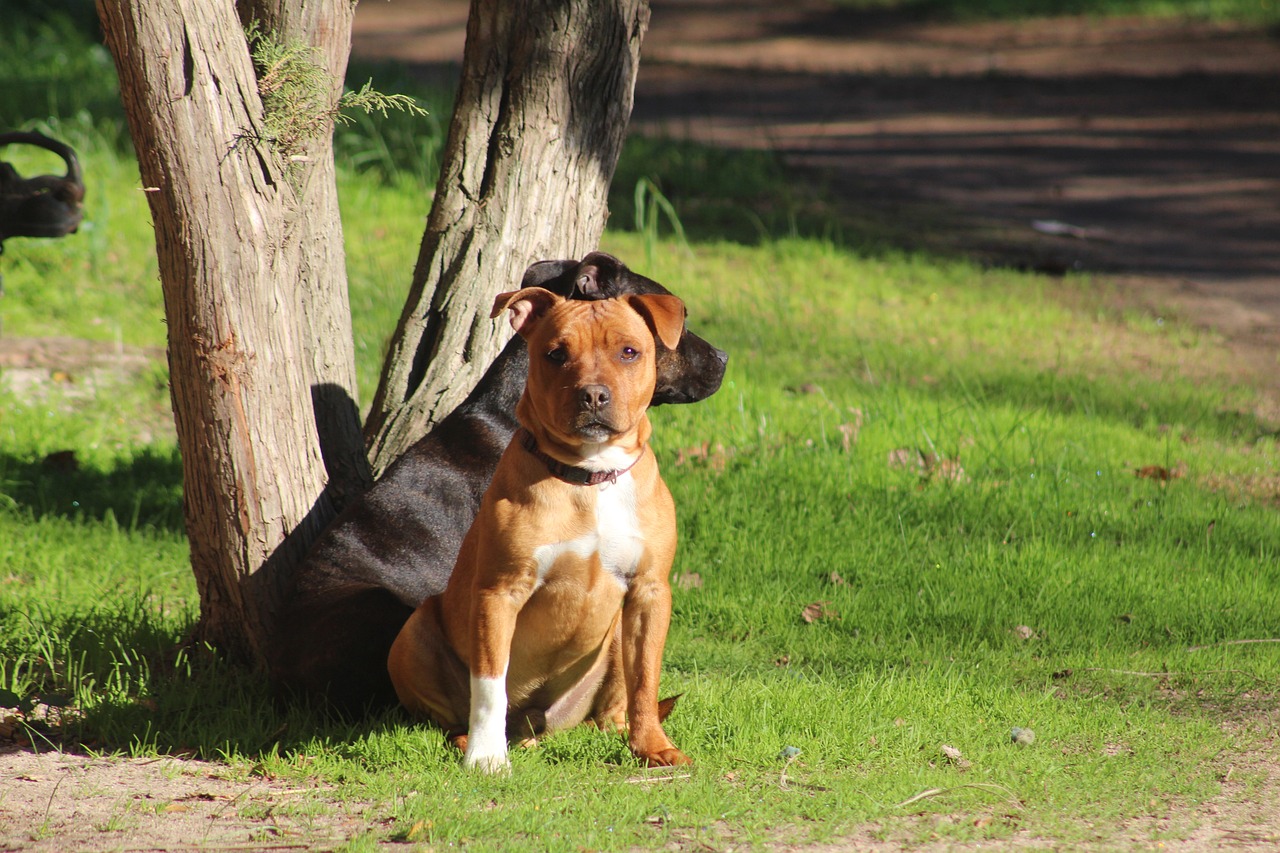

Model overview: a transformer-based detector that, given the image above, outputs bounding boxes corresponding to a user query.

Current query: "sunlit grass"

[2,6,1278,848]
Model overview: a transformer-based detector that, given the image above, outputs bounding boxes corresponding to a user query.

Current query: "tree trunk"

[236,0,371,508]
[97,0,649,665]
[363,0,651,476]
[98,0,342,664]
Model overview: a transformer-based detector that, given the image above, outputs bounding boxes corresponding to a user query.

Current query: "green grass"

[5,225,1278,846]
[3,5,1280,850]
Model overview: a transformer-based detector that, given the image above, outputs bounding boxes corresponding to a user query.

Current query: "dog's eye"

[545,346,568,365]
[620,346,639,362]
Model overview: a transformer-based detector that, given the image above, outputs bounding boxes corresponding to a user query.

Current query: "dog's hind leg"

[588,620,629,732]
[388,596,471,738]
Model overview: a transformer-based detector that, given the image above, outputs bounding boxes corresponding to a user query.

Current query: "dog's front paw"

[464,748,512,774]
[639,747,692,768]
[463,723,511,773]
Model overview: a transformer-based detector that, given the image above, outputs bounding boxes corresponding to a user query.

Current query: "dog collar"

[517,428,642,486]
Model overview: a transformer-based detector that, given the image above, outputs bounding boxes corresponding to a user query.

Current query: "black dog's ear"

[520,259,579,294]
[572,252,626,298]
[520,252,630,300]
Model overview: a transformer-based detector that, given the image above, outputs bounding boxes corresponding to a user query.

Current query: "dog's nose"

[578,385,611,410]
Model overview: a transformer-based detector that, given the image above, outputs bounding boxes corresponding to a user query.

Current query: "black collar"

[517,428,641,486]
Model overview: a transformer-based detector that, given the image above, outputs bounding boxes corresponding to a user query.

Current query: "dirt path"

[0,747,365,851]
[352,0,1280,394]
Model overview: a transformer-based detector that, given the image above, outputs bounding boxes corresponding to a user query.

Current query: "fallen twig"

[773,753,831,793]
[894,783,1021,810]
[896,787,946,808]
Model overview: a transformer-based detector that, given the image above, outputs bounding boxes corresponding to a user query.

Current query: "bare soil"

[3,2,1279,849]
[0,336,161,400]
[0,746,376,852]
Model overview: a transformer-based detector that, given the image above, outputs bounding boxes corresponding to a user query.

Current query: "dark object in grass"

[271,253,728,716]
[0,131,84,249]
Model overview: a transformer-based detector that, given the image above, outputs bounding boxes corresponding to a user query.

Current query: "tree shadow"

[624,1,1280,306]
[0,447,184,533]
[1,601,414,761]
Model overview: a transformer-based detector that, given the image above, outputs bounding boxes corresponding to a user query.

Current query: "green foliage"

[340,80,429,124]
[0,14,128,152]
[334,60,451,188]
[246,21,428,163]
[245,20,337,157]
[612,137,812,245]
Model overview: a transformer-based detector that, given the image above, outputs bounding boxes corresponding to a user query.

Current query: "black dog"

[271,253,727,715]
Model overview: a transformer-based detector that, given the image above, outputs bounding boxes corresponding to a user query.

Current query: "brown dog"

[388,286,692,772]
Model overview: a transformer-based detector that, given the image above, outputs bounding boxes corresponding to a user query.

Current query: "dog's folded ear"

[518,253,625,299]
[571,252,625,298]
[626,293,686,351]
[492,286,562,337]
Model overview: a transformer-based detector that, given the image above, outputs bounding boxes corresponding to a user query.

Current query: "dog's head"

[492,288,685,451]
[518,252,727,406]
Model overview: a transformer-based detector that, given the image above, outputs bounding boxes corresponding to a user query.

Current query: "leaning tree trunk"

[98,0,355,665]
[363,0,651,476]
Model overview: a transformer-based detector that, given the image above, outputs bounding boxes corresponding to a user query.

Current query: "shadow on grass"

[0,448,184,533]
[3,606,414,761]
[82,655,406,761]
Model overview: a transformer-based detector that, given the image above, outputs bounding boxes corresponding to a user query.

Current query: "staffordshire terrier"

[271,254,726,716]
[388,287,692,771]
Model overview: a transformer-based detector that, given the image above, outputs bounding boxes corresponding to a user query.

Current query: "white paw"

[464,746,511,774]
[466,674,510,773]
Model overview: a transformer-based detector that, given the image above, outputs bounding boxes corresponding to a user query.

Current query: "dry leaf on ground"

[940,744,972,771]
[675,441,732,472]
[802,601,837,623]
[888,447,967,483]
[838,408,864,451]
[1135,462,1187,481]
[675,572,703,590]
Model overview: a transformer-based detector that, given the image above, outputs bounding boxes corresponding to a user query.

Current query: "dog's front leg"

[622,579,691,767]
[465,587,524,773]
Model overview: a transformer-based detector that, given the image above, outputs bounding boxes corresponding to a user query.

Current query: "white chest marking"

[532,473,644,591]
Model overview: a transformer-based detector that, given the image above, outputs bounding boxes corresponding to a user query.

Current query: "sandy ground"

[0,748,373,851]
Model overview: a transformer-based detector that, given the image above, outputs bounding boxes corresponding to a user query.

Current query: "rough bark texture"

[363,0,651,476]
[98,0,341,664]
[238,0,370,508]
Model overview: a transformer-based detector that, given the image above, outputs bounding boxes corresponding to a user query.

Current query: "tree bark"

[98,0,339,664]
[363,0,651,476]
[97,0,650,665]
[237,0,371,508]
